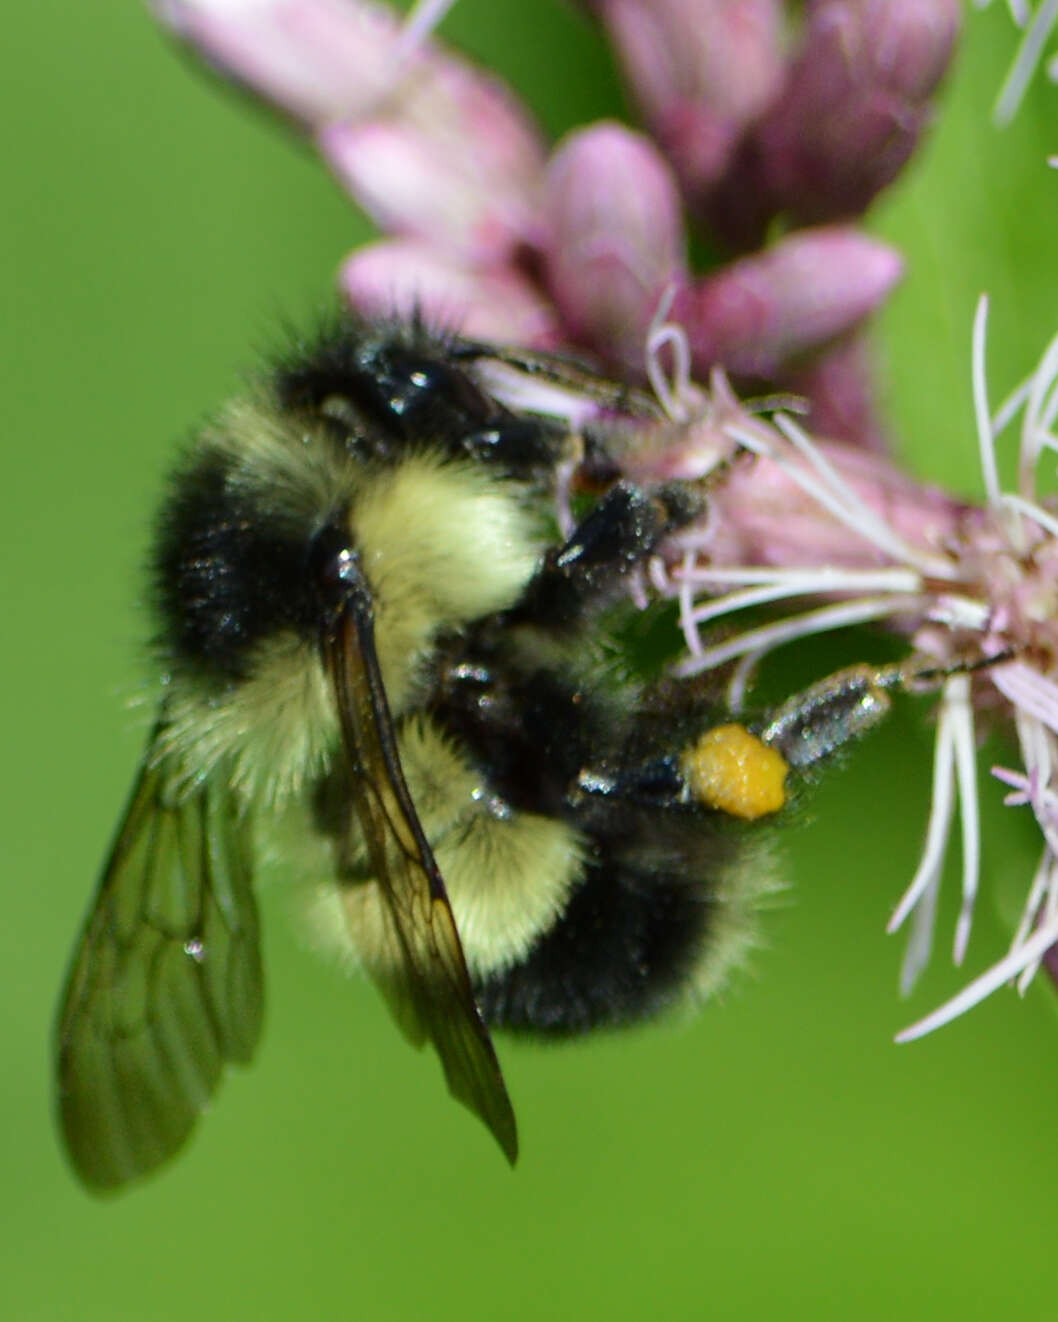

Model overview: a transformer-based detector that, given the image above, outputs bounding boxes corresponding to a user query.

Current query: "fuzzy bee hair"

[56,316,842,1191]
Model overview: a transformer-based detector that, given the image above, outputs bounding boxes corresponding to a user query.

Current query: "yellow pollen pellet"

[682,723,789,821]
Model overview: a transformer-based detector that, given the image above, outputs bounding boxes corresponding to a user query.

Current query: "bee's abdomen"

[473,849,716,1033]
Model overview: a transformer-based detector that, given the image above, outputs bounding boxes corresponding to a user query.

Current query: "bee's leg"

[760,663,896,769]
[758,648,1013,770]
[512,480,703,629]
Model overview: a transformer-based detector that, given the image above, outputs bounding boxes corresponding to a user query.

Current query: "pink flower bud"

[339,240,561,346]
[588,0,784,190]
[671,227,903,378]
[698,0,960,247]
[541,123,687,370]
[854,0,962,101]
[755,0,961,225]
[319,54,547,265]
[152,0,406,124]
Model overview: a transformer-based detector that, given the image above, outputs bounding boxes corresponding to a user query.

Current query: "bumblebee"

[56,316,888,1191]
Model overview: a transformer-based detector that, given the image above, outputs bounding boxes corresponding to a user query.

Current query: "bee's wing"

[55,737,263,1191]
[325,610,518,1165]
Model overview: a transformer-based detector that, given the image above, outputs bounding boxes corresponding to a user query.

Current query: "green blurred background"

[4,3,1058,1318]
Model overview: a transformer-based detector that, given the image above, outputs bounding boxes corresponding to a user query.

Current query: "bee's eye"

[380,352,490,422]
[277,341,493,441]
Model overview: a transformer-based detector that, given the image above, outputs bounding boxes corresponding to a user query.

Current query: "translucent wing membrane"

[325,609,518,1165]
[55,739,263,1190]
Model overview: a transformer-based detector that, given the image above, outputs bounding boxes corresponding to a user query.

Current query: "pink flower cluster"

[153,0,963,442]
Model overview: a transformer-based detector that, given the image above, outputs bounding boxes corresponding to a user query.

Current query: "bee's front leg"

[513,480,703,630]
